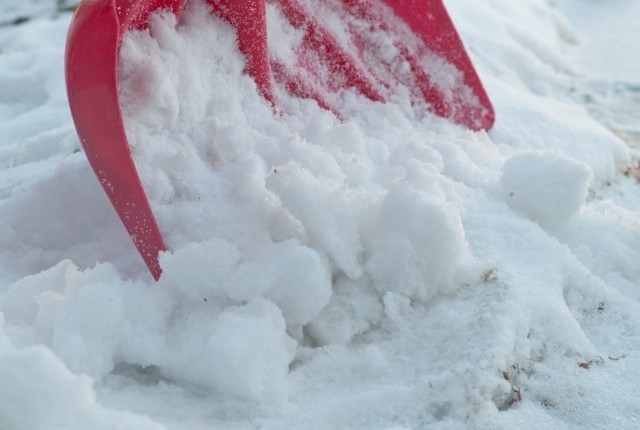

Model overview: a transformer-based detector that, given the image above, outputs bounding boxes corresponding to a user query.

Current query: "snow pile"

[1,0,640,429]
[110,0,476,399]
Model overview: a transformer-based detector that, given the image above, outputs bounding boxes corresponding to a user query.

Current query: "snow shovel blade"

[66,0,493,280]
[270,0,495,130]
[380,0,495,129]
[65,0,180,280]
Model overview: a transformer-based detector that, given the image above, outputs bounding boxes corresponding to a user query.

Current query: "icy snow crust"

[2,0,640,429]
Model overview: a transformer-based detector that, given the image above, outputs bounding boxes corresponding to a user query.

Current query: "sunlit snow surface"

[2,0,640,429]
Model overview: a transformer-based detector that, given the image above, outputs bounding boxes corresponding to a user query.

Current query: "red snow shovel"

[65,0,495,280]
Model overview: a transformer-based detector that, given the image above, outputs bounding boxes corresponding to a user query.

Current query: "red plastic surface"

[381,0,495,129]
[65,0,172,280]
[65,0,494,280]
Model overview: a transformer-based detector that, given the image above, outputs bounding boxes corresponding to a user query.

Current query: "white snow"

[2,0,640,429]
[501,150,592,227]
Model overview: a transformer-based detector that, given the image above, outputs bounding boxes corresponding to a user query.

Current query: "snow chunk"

[161,238,332,325]
[224,240,332,325]
[163,299,296,404]
[7,260,301,406]
[1,259,75,325]
[0,317,163,430]
[266,162,365,280]
[365,162,469,300]
[502,150,593,227]
[158,238,241,303]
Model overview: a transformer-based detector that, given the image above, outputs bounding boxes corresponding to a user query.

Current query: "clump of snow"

[501,150,592,227]
[159,238,331,325]
[3,258,298,407]
[161,298,295,404]
[0,314,163,430]
[365,161,469,300]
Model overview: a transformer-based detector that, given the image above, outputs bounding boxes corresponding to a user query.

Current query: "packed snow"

[1,0,640,429]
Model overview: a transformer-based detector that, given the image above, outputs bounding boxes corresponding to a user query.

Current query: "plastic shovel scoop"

[65,0,495,280]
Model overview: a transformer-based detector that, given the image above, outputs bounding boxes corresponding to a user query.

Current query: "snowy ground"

[1,0,640,429]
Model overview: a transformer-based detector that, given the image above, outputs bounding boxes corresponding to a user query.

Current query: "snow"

[501,150,592,227]
[1,0,640,429]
